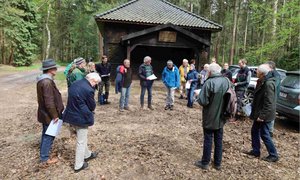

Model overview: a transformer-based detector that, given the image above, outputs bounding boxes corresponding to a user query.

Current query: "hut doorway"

[130,45,195,79]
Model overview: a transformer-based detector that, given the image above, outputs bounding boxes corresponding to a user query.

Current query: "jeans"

[40,123,55,162]
[187,85,196,106]
[75,126,92,170]
[140,83,153,106]
[166,87,175,106]
[268,120,275,133]
[235,90,245,113]
[251,121,278,157]
[119,86,131,109]
[201,128,223,166]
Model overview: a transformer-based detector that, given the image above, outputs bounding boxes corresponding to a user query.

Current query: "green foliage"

[0,0,39,66]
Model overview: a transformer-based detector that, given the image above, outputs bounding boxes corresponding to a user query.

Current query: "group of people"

[36,55,280,173]
[195,59,280,171]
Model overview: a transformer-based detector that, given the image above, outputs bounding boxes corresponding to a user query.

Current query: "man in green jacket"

[245,64,279,162]
[195,63,229,171]
[69,57,87,86]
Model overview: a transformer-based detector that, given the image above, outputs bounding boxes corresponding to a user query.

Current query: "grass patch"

[55,71,66,81]
[15,63,41,71]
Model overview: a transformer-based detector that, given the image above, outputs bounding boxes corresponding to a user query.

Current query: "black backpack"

[223,78,237,120]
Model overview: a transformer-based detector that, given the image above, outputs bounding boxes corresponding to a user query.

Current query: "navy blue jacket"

[186,69,199,88]
[63,78,96,127]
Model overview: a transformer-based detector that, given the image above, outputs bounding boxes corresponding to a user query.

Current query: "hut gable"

[95,0,222,31]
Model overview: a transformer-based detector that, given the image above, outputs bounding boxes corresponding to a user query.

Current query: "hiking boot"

[170,105,174,110]
[124,106,130,111]
[213,164,221,171]
[104,101,111,104]
[243,150,260,158]
[84,152,98,162]
[262,155,279,162]
[165,105,170,110]
[148,105,154,110]
[179,95,184,99]
[119,108,124,112]
[194,161,209,170]
[75,162,88,173]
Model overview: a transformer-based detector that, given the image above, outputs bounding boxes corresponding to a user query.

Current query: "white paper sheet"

[185,81,191,89]
[147,74,157,80]
[45,119,63,137]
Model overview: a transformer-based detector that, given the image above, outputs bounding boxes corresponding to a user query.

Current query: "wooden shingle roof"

[95,0,222,31]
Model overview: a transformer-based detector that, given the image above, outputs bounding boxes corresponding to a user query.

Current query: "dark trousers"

[251,121,278,157]
[98,80,110,101]
[201,128,223,166]
[40,123,55,162]
[235,90,245,113]
[140,84,153,106]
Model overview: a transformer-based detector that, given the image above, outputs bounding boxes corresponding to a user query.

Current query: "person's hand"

[257,117,264,122]
[189,80,193,83]
[53,117,59,124]
[234,83,237,86]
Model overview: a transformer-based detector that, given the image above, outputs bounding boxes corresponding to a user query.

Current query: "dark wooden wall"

[96,22,212,79]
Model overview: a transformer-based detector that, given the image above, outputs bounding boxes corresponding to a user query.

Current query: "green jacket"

[69,67,86,85]
[250,74,276,122]
[198,74,229,130]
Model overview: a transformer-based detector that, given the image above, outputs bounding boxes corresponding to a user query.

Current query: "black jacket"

[63,78,96,127]
[139,63,154,87]
[235,66,251,91]
[250,74,276,122]
[96,62,111,81]
[221,69,232,81]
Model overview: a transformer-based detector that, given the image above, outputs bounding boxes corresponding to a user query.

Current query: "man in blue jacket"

[162,60,180,110]
[63,72,101,173]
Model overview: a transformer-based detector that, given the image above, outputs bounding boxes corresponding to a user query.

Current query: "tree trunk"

[260,28,266,62]
[272,0,278,39]
[45,3,51,60]
[230,0,239,65]
[8,47,14,65]
[214,32,221,62]
[243,5,249,54]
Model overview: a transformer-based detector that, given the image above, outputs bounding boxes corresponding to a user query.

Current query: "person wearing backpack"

[119,59,132,112]
[96,55,111,105]
[195,63,230,171]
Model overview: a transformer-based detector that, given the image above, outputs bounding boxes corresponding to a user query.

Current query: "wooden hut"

[94,0,222,78]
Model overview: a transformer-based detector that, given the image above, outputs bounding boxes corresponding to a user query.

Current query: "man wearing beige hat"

[36,59,64,166]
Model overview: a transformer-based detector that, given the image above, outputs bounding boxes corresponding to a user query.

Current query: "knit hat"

[74,57,85,66]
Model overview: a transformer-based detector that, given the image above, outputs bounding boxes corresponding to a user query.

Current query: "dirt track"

[0,70,299,179]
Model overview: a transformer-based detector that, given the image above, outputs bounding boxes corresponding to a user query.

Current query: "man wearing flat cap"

[36,59,64,166]
[69,57,87,86]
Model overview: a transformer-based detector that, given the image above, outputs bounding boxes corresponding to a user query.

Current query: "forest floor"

[0,69,299,179]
